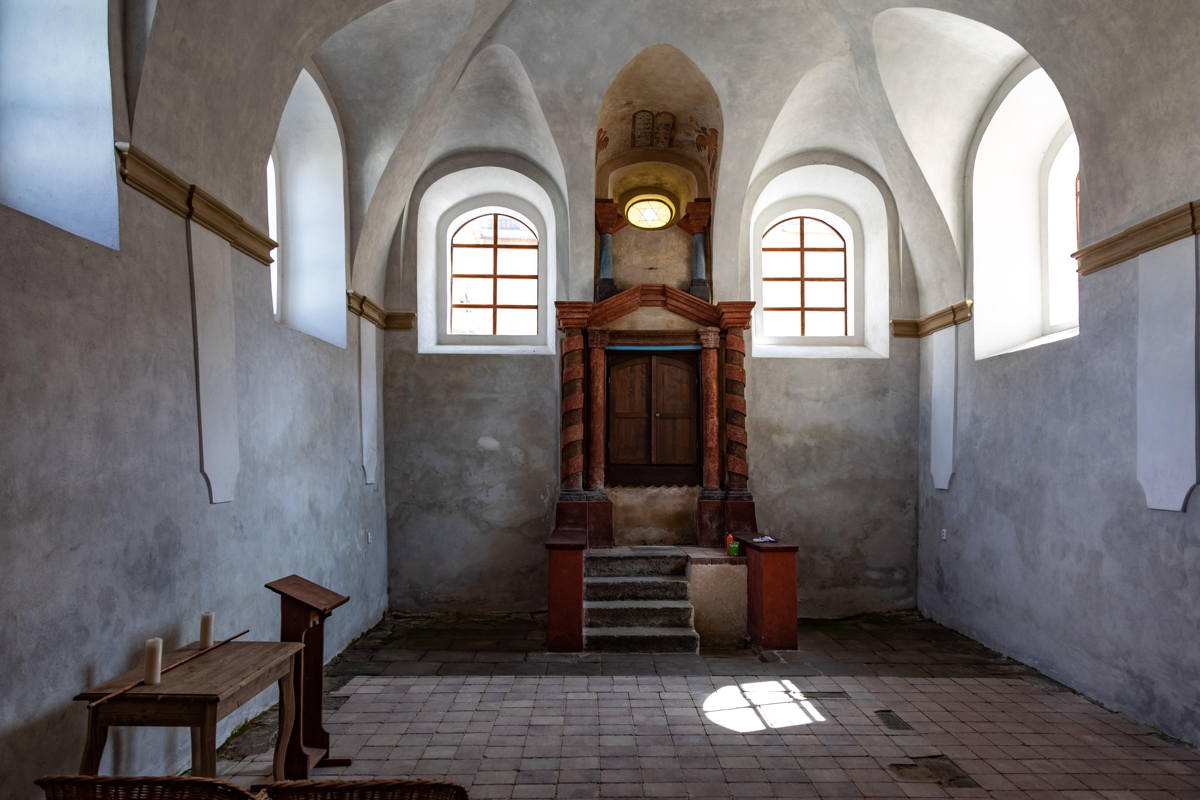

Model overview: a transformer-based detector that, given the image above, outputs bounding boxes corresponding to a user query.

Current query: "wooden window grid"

[450,212,539,335]
[761,215,848,336]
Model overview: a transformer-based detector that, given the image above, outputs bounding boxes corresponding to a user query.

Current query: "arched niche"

[594,44,723,298]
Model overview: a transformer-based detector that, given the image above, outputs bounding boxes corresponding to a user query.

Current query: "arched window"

[748,161,893,358]
[0,0,119,248]
[271,67,347,347]
[449,212,539,336]
[972,65,1078,358]
[413,162,558,355]
[761,215,849,337]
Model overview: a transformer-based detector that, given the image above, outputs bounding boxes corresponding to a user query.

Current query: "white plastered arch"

[407,155,565,355]
[745,151,902,359]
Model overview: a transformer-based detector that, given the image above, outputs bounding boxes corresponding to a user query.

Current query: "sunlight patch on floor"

[702,679,827,733]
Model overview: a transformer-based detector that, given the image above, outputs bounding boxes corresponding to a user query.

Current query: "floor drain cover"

[804,691,850,699]
[888,756,979,788]
[875,709,913,730]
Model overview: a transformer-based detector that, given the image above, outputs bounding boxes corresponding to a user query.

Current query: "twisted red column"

[699,327,721,490]
[587,329,609,490]
[723,327,750,490]
[560,327,586,491]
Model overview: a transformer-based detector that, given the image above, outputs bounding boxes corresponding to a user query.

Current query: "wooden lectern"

[265,574,350,779]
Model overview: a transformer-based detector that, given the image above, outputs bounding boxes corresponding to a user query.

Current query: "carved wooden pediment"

[556,285,753,330]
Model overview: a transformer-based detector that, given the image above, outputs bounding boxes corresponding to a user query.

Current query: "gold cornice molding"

[347,291,413,330]
[383,312,415,330]
[115,143,277,265]
[1074,201,1200,276]
[891,299,973,338]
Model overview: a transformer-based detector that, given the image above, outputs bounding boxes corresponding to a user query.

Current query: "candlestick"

[144,637,163,685]
[200,612,215,648]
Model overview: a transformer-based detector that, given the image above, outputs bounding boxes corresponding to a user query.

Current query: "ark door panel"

[653,355,698,464]
[609,355,652,465]
[606,351,699,486]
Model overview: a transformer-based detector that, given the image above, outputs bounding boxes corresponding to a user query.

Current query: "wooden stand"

[265,575,350,779]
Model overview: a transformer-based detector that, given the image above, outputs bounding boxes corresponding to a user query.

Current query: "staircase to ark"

[583,546,700,653]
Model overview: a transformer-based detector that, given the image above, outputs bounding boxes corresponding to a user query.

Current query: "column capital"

[587,328,611,348]
[717,301,755,330]
[698,327,721,349]
[556,301,593,330]
[595,199,628,234]
[677,198,712,235]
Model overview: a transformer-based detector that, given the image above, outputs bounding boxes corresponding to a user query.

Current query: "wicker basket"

[36,775,265,800]
[261,780,468,800]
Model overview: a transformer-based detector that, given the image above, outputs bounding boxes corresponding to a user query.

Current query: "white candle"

[200,612,215,648]
[144,637,163,685]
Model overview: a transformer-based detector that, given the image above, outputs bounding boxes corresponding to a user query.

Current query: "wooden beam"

[891,299,973,338]
[114,143,276,265]
[1074,201,1199,276]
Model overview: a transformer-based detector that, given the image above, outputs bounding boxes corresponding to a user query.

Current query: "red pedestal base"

[546,530,586,652]
[696,494,758,547]
[555,497,613,548]
[737,536,798,650]
[696,498,725,547]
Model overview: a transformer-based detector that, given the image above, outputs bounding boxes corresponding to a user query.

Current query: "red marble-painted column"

[560,327,586,492]
[723,326,750,491]
[587,329,609,490]
[699,327,721,489]
[696,326,725,547]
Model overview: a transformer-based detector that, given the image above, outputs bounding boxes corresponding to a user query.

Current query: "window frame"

[435,196,550,349]
[751,200,864,349]
[761,215,850,337]
[448,211,540,337]
[266,149,282,320]
[1039,124,1079,337]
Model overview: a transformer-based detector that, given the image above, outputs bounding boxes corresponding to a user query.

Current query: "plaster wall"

[611,225,692,291]
[0,192,388,796]
[917,266,1200,746]
[747,338,919,617]
[382,336,558,612]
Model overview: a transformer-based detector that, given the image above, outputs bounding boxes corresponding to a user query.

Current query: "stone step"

[585,600,694,628]
[585,576,689,601]
[585,547,688,577]
[583,626,700,654]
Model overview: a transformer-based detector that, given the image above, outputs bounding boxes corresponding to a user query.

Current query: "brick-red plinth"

[555,499,612,549]
[737,537,798,650]
[696,499,725,547]
[546,531,586,652]
[725,499,758,533]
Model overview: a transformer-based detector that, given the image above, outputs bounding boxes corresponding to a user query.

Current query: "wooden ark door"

[607,351,700,486]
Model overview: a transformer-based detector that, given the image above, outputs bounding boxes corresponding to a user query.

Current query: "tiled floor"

[219,612,1200,798]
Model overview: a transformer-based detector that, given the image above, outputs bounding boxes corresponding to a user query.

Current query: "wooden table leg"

[79,710,108,774]
[191,703,218,778]
[274,667,296,781]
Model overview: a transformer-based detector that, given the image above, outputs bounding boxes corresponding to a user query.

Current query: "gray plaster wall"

[0,189,388,797]
[382,336,558,612]
[748,340,919,617]
[917,267,1200,746]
